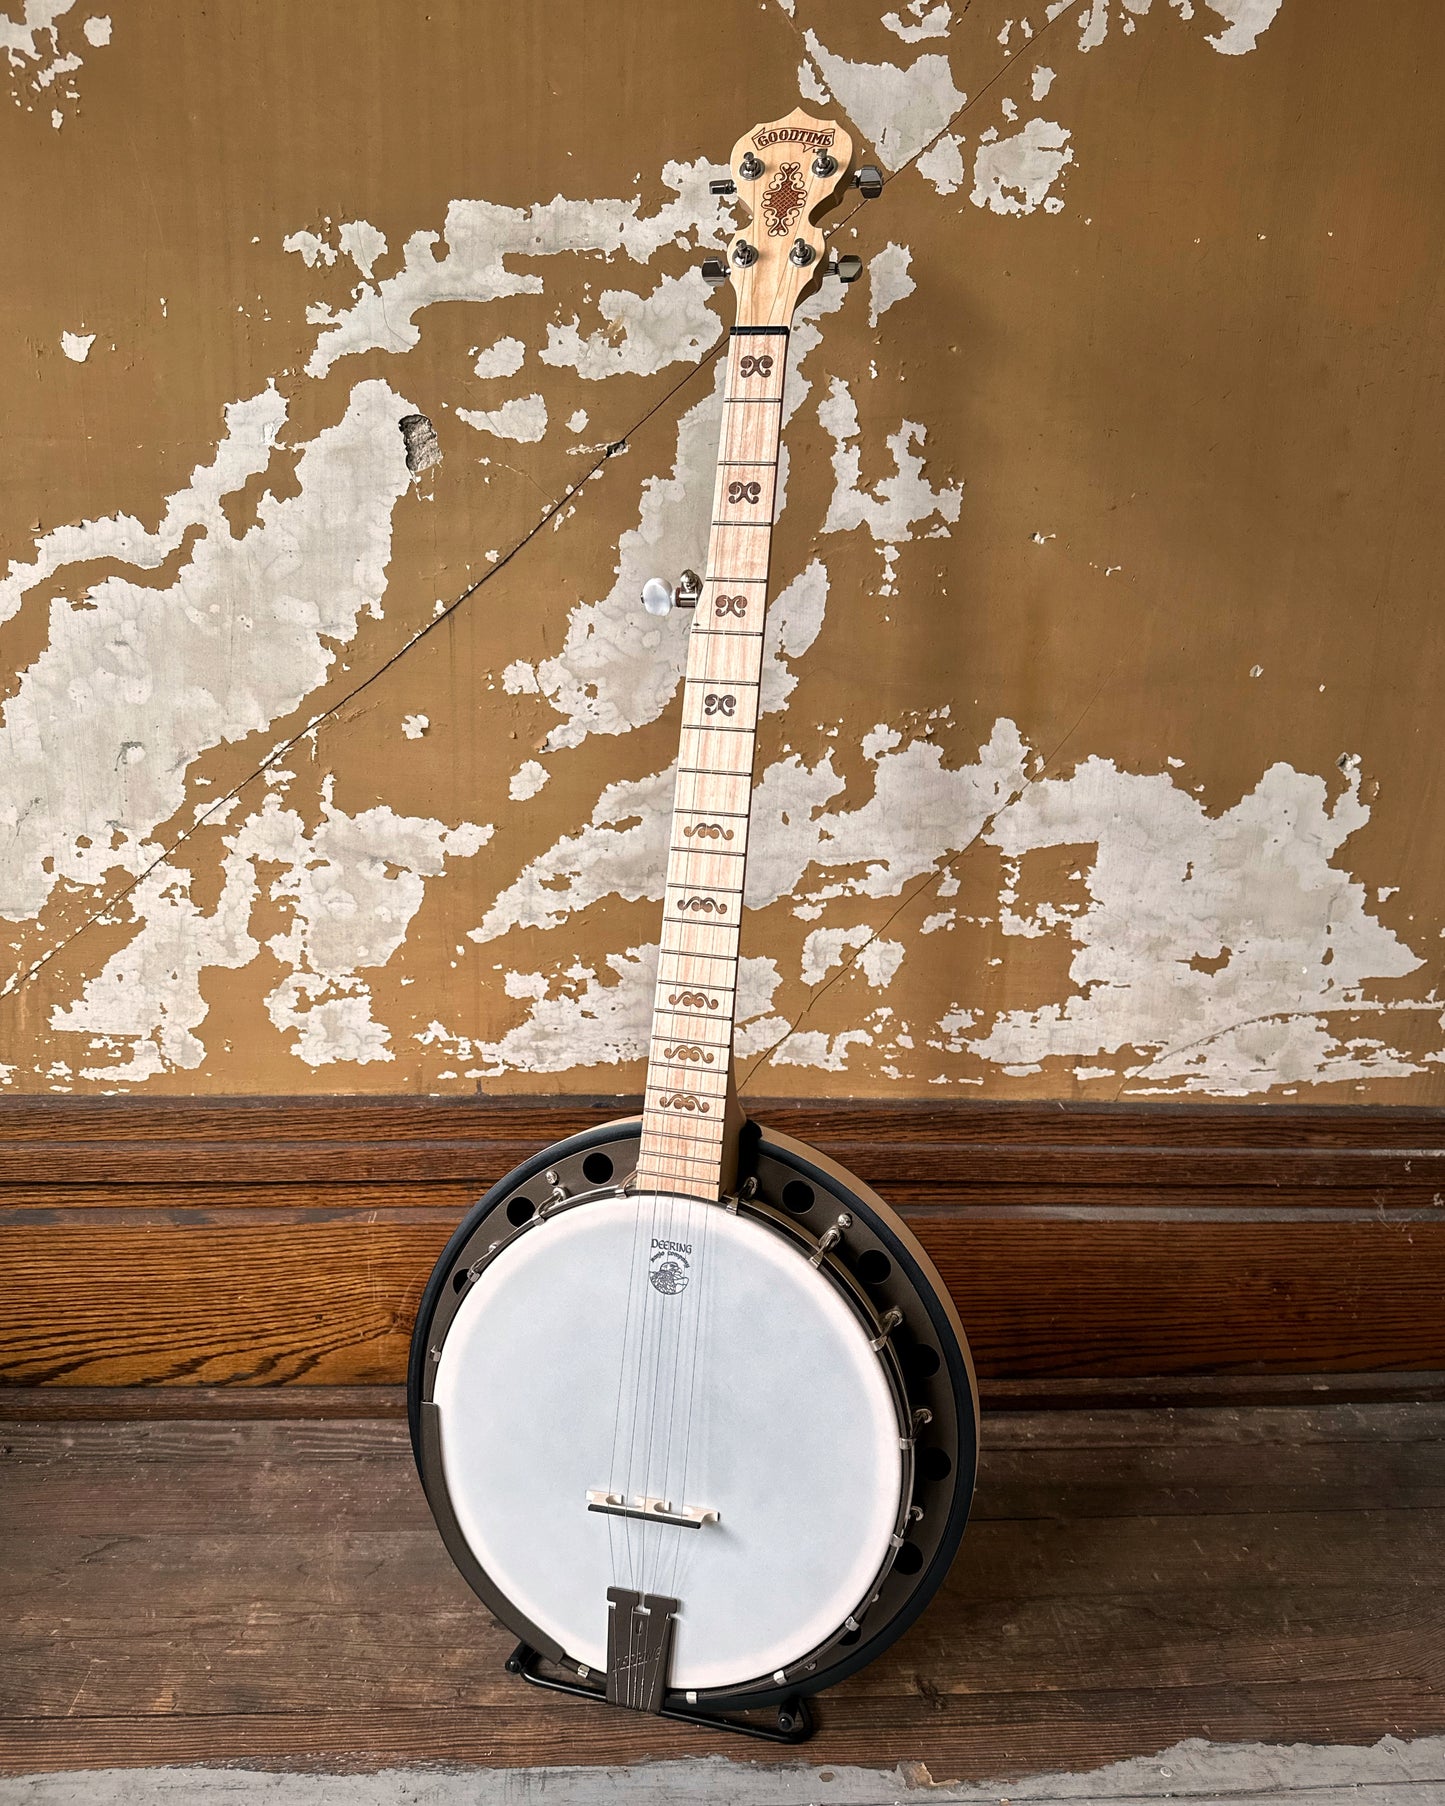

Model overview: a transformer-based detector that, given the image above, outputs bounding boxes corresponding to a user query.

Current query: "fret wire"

[648,1072,731,1093]
[688,629,766,638]
[667,881,745,896]
[723,396,784,405]
[703,575,768,584]
[673,806,751,819]
[650,1031,733,1051]
[676,764,752,777]
[685,676,761,687]
[679,722,755,735]
[657,949,740,968]
[709,518,771,528]
[669,843,746,857]
[717,459,779,468]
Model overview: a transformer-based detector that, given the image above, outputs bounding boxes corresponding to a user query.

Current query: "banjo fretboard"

[634,328,790,1200]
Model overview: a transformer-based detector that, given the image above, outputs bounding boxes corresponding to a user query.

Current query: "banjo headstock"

[718,107,856,329]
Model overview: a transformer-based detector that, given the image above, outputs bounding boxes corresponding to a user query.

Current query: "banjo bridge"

[587,1488,720,1530]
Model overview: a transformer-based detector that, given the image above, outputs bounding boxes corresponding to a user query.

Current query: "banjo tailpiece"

[605,1588,680,1715]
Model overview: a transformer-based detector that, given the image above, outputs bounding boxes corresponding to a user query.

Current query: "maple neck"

[633,327,790,1201]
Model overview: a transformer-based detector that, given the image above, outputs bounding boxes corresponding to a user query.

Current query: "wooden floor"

[1,1399,1442,1780]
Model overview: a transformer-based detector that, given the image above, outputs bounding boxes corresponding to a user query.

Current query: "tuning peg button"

[701,257,728,286]
[709,178,736,196]
[825,253,864,283]
[641,571,702,616]
[854,165,884,199]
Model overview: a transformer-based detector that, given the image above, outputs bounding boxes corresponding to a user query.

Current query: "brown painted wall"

[2,0,1443,1104]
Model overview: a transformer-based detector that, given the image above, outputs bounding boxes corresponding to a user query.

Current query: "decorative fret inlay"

[635,325,790,1201]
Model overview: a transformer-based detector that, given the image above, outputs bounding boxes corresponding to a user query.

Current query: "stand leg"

[506,1643,816,1744]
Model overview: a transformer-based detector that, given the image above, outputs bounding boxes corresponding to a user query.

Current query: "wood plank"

[3,1095,1445,1147]
[4,1096,1445,1387]
[0,1406,1441,1775]
[4,1215,1445,1388]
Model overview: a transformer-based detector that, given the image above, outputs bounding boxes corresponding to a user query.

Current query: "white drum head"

[431,1192,904,1692]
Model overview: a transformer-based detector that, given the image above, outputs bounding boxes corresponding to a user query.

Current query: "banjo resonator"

[409,106,978,1745]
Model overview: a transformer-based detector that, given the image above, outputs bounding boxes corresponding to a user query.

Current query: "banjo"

[409,107,978,1743]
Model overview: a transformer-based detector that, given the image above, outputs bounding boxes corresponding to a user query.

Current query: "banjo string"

[606,1180,651,1597]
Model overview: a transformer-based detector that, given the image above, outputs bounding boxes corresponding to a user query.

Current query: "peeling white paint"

[458,392,548,442]
[916,133,966,196]
[1,0,110,118]
[882,1,952,43]
[867,243,916,328]
[52,792,492,1079]
[421,948,781,1075]
[401,714,429,740]
[1,384,287,630]
[801,31,965,170]
[1031,64,1056,100]
[539,270,717,381]
[1203,0,1285,54]
[295,160,729,380]
[508,759,550,802]
[282,230,337,269]
[469,767,675,944]
[802,926,905,989]
[964,753,1423,1092]
[481,724,1029,960]
[59,330,95,361]
[0,379,414,924]
[818,378,963,544]
[471,336,526,380]
[971,118,1073,216]
[337,219,387,283]
[759,559,829,718]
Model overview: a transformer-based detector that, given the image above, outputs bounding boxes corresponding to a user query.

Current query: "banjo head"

[412,1121,977,1708]
[433,1191,903,1692]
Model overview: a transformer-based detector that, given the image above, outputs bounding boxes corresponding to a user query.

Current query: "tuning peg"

[824,253,864,283]
[738,152,763,181]
[709,178,736,196]
[854,165,884,199]
[641,570,702,616]
[701,257,728,286]
[812,151,838,178]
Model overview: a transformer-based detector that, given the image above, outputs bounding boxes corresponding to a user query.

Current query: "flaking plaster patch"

[472,336,526,381]
[971,118,1074,216]
[539,270,718,382]
[0,383,287,630]
[421,948,781,1075]
[882,3,953,44]
[801,31,964,169]
[802,925,906,989]
[867,243,916,328]
[916,133,966,195]
[60,330,95,361]
[0,378,415,924]
[295,160,730,380]
[477,722,1031,952]
[458,393,548,443]
[964,754,1424,1092]
[818,378,963,543]
[508,760,550,802]
[51,793,492,1079]
[1,0,112,121]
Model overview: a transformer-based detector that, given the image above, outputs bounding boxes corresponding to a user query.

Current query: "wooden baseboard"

[2,1095,1444,1389]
